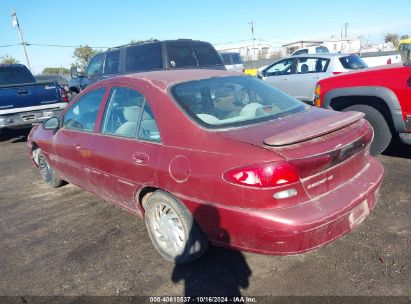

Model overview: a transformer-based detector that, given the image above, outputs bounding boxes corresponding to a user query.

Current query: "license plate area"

[22,114,36,121]
[349,199,369,228]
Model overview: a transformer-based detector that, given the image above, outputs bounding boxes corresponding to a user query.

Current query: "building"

[215,41,282,61]
[282,38,362,55]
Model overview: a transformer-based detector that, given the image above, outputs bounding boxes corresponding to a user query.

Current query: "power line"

[0,42,111,48]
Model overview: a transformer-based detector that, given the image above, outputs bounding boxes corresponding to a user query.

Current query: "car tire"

[37,150,64,188]
[343,104,392,156]
[144,191,208,265]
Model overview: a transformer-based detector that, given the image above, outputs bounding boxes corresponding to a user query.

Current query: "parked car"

[258,54,368,104]
[219,52,244,73]
[315,63,411,155]
[35,74,69,89]
[291,45,329,56]
[28,70,383,264]
[0,64,68,135]
[69,39,225,95]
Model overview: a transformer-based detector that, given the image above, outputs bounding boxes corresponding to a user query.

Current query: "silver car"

[258,54,368,104]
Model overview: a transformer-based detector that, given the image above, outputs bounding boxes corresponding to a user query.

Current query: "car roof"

[96,69,244,90]
[291,53,353,58]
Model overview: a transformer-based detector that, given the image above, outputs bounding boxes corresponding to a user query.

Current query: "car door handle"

[313,76,320,79]
[281,77,288,80]
[74,143,82,150]
[132,153,149,165]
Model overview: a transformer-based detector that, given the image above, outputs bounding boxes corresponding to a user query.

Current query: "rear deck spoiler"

[264,111,365,146]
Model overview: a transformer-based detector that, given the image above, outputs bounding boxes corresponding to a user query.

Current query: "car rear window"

[125,43,163,72]
[339,55,368,69]
[171,76,307,129]
[315,46,329,53]
[232,53,242,64]
[0,66,35,85]
[166,41,197,68]
[192,41,223,66]
[220,53,231,65]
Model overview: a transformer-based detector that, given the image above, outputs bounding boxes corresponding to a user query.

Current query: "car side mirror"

[43,117,59,132]
[70,66,84,78]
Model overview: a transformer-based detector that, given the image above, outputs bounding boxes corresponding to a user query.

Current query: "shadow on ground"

[383,137,411,159]
[0,128,31,143]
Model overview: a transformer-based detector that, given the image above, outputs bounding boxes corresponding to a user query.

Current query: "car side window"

[266,59,295,76]
[63,88,106,132]
[101,87,145,138]
[296,58,329,74]
[104,50,120,74]
[138,103,161,142]
[85,54,103,78]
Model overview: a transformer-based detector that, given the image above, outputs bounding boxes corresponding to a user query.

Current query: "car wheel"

[343,104,392,156]
[144,191,208,265]
[37,150,64,188]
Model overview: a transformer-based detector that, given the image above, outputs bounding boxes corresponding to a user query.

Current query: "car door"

[261,58,296,94]
[89,85,162,209]
[285,57,330,103]
[52,87,107,189]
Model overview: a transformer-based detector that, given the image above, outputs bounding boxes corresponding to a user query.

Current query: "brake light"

[223,161,299,188]
[60,88,69,102]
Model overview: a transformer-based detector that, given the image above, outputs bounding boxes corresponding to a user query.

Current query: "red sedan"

[28,70,383,264]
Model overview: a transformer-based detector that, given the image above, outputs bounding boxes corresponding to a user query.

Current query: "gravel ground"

[0,128,410,299]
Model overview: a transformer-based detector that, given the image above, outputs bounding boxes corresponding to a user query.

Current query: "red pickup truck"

[314,63,411,155]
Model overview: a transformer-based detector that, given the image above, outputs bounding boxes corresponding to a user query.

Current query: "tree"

[384,33,400,47]
[72,45,101,71]
[42,67,70,75]
[400,34,410,40]
[0,55,19,64]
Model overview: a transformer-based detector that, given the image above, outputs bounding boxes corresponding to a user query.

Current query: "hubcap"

[38,156,50,181]
[151,203,185,256]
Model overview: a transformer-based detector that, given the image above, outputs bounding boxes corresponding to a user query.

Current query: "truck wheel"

[144,191,208,265]
[37,150,64,188]
[343,105,392,156]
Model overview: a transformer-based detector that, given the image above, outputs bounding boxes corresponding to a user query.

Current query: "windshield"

[171,76,307,129]
[339,55,368,69]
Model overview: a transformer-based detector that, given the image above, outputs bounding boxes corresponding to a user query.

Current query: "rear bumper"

[183,157,383,255]
[0,109,63,129]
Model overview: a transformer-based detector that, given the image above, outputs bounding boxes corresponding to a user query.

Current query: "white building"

[282,38,362,55]
[215,41,281,61]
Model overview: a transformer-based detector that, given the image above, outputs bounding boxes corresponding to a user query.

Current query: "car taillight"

[60,88,69,102]
[223,161,299,188]
[332,71,342,75]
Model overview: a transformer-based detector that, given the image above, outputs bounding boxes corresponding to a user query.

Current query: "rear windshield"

[232,53,242,64]
[171,76,307,129]
[315,46,329,53]
[0,66,35,85]
[220,53,231,65]
[125,43,163,72]
[339,55,368,69]
[192,41,223,66]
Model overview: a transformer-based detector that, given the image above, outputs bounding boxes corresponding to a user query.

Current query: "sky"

[1,0,411,74]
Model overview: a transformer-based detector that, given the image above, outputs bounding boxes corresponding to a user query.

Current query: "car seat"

[115,106,141,137]
[300,64,309,73]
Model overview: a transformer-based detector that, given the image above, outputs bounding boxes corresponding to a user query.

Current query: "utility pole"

[12,9,31,71]
[249,21,256,61]
[344,22,349,39]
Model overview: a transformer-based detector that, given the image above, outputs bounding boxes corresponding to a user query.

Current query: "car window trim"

[61,86,107,133]
[97,85,162,143]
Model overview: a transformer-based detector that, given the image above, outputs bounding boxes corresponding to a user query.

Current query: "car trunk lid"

[219,107,373,198]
